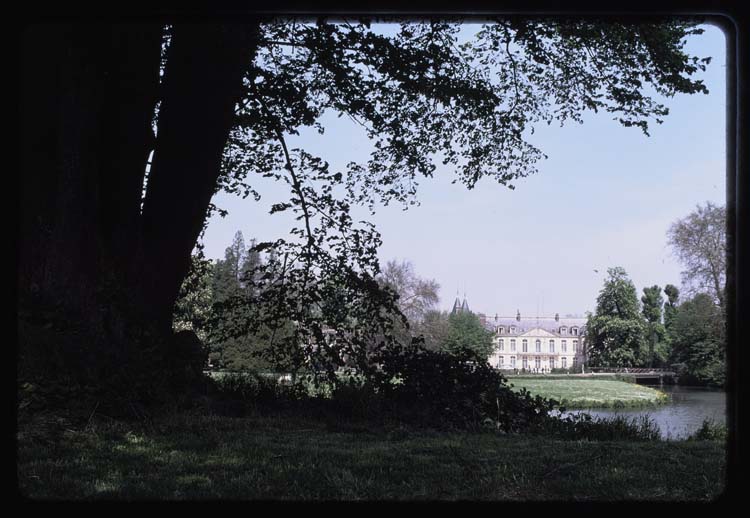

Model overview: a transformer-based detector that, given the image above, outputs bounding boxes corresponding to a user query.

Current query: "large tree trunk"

[19,23,162,385]
[140,23,260,331]
[19,22,260,402]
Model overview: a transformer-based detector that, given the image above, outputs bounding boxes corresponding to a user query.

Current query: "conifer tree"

[641,285,668,367]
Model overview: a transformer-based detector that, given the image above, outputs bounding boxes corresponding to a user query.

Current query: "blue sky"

[202,22,726,317]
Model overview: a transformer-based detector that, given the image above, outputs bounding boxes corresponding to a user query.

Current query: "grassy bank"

[509,378,669,409]
[17,413,724,501]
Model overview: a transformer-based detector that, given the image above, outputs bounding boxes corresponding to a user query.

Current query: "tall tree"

[212,231,247,303]
[586,267,648,368]
[442,311,495,361]
[173,252,214,343]
[19,23,260,398]
[667,202,726,308]
[419,310,452,353]
[241,238,264,298]
[205,232,283,371]
[670,293,725,386]
[376,260,440,346]
[641,285,668,367]
[379,260,440,325]
[663,284,680,333]
[20,19,713,400]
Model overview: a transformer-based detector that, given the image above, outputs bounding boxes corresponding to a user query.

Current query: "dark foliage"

[369,342,557,430]
[20,19,713,410]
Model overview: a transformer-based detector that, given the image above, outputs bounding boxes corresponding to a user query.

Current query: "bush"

[369,342,558,431]
[687,418,727,441]
[207,371,307,416]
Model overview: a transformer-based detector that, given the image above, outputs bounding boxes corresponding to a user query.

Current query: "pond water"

[564,385,727,439]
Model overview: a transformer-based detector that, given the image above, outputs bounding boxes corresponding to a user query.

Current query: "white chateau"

[452,297,587,372]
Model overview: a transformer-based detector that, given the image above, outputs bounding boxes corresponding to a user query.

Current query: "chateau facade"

[452,297,587,372]
[484,312,587,372]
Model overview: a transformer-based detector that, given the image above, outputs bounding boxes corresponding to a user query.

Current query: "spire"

[451,296,462,314]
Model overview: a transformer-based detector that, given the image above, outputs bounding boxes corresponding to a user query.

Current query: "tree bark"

[20,24,160,380]
[19,22,261,398]
[140,23,260,332]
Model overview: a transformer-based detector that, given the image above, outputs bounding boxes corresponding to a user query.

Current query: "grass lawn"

[508,378,669,409]
[17,413,724,501]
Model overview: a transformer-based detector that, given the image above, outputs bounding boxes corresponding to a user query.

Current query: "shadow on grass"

[17,412,726,501]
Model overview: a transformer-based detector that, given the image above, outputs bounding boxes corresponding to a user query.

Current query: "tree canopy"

[586,267,648,368]
[219,19,712,378]
[667,202,726,308]
[665,203,726,386]
[641,285,668,367]
[20,18,714,400]
[670,293,725,386]
[442,311,495,360]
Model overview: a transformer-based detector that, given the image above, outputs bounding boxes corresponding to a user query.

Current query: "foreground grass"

[509,378,669,409]
[17,413,724,501]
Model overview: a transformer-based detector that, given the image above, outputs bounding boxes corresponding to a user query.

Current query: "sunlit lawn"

[508,378,669,408]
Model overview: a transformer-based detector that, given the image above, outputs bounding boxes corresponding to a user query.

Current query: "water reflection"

[561,385,726,439]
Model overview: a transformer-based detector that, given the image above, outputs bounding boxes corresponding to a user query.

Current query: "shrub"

[207,371,307,416]
[687,418,727,441]
[369,342,558,431]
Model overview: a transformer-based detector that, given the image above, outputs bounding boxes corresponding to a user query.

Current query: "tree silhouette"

[19,18,712,401]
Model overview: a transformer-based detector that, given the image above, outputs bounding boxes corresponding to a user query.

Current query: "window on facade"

[498,326,504,334]
[550,358,556,369]
[499,339,504,351]
[522,339,528,352]
[499,356,504,367]
[549,340,555,353]
[571,327,578,336]
[573,340,578,352]
[510,339,516,352]
[561,340,567,352]
[562,357,567,368]
[560,326,567,335]
[535,357,541,370]
[510,326,516,333]
[510,356,516,368]
[535,340,541,352]
[522,357,528,369]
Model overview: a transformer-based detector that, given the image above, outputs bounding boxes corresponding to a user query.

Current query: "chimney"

[494,313,498,322]
[555,313,559,322]
[516,309,521,321]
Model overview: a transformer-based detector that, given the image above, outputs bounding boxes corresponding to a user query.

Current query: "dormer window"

[497,326,505,334]
[571,327,579,336]
[560,326,568,335]
[510,326,516,334]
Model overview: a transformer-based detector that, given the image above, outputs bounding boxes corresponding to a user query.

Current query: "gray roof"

[483,316,586,336]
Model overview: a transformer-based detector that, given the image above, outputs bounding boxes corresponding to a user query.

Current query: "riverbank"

[16,413,725,501]
[565,385,727,439]
[508,377,669,409]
